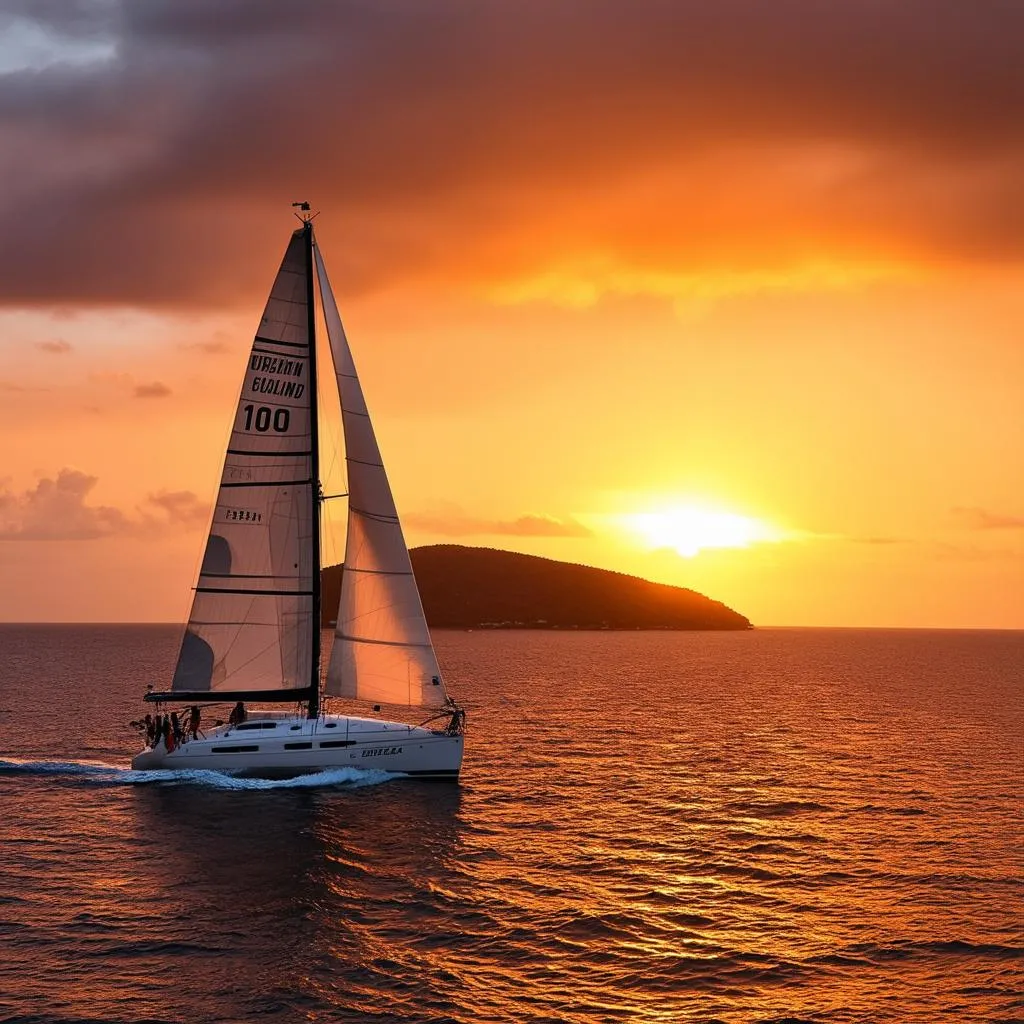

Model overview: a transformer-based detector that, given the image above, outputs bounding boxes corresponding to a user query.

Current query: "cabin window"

[319,740,356,749]
[323,722,337,728]
[211,745,259,753]
[289,725,301,731]
[284,742,313,750]
[235,722,277,731]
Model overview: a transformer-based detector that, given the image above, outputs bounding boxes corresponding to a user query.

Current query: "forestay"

[170,229,316,695]
[314,244,448,708]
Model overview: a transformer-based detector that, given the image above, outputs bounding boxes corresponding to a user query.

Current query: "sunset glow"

[621,507,780,558]
[0,5,1021,628]
[2,10,1021,1024]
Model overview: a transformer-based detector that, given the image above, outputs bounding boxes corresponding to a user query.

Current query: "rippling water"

[1,625,1021,1023]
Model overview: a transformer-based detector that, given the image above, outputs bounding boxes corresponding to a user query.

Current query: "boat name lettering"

[250,355,305,378]
[361,746,402,757]
[251,376,305,399]
[222,507,262,523]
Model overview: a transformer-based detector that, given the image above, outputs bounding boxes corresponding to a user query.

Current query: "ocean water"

[0,625,1021,1024]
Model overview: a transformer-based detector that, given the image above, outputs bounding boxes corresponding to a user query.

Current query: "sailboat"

[130,207,465,779]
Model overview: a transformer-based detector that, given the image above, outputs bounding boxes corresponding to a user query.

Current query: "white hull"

[131,712,463,780]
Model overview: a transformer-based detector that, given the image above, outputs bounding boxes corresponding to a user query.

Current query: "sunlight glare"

[622,506,779,557]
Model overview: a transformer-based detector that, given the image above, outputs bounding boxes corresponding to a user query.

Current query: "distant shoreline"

[323,544,754,631]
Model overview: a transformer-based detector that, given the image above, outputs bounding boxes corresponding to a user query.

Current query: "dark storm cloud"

[0,0,1021,307]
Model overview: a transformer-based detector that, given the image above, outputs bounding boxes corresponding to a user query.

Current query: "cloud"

[0,1,1021,309]
[87,371,173,399]
[775,529,909,546]
[406,509,592,538]
[133,381,172,398]
[143,490,209,527]
[503,515,593,538]
[0,470,209,540]
[952,506,1024,530]
[180,336,231,354]
[931,541,1023,562]
[0,469,130,540]
[34,338,73,354]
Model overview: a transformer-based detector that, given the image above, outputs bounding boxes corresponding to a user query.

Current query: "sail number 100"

[242,404,290,433]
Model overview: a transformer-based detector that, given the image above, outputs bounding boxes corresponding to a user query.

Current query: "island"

[321,544,751,630]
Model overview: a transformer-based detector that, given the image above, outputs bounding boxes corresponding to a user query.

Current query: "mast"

[301,209,322,718]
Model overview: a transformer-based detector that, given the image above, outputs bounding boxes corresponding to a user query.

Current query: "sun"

[621,505,778,557]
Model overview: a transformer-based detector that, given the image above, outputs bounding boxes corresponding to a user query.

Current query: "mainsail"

[315,245,448,708]
[170,228,316,697]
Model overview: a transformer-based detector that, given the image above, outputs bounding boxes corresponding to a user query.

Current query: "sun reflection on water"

[0,626,1020,1022]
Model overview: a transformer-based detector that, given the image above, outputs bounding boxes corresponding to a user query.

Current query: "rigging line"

[348,506,400,523]
[335,633,434,650]
[220,479,311,488]
[225,449,313,458]
[223,550,304,682]
[208,607,310,689]
[210,594,268,683]
[195,587,315,597]
[229,397,308,410]
[253,336,308,350]
[250,350,310,363]
[344,567,415,577]
[199,572,306,580]
[186,618,304,627]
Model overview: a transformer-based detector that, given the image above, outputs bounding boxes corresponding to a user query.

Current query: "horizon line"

[0,622,1021,633]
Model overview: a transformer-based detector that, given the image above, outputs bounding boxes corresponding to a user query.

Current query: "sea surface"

[0,625,1021,1024]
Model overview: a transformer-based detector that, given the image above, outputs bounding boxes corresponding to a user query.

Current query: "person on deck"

[170,712,183,747]
[187,705,202,740]
[229,702,246,727]
[163,719,176,753]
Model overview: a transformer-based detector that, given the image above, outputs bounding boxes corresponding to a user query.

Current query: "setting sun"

[621,506,780,558]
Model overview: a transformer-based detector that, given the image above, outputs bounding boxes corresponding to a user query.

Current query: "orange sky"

[1,2,1022,627]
